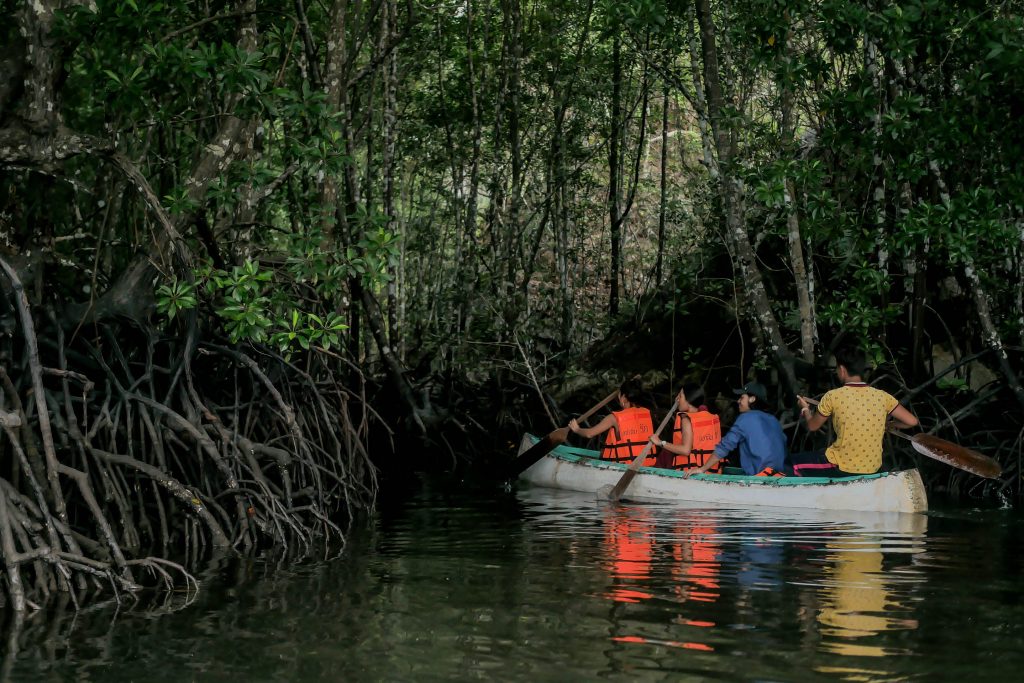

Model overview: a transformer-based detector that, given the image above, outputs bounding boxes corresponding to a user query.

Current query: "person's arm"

[687,415,749,477]
[712,419,744,460]
[686,421,742,477]
[650,435,683,454]
[798,395,828,432]
[888,403,918,430]
[570,413,616,439]
[649,415,692,455]
[684,453,722,477]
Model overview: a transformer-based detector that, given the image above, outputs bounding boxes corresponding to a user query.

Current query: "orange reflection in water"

[612,635,713,651]
[603,510,720,653]
[603,512,654,603]
[676,523,721,604]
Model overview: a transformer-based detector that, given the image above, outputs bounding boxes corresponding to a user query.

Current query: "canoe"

[517,435,928,514]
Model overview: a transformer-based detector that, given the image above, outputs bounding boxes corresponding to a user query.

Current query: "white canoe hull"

[517,436,928,514]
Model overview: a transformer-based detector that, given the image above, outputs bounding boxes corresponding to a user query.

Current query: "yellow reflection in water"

[815,514,926,681]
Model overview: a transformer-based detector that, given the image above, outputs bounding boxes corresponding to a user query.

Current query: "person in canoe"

[569,378,656,466]
[673,381,787,477]
[793,345,919,476]
[646,384,723,472]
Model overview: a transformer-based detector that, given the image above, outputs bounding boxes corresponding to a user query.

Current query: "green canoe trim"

[545,439,890,487]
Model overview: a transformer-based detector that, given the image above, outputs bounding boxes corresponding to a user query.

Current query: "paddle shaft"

[606,396,680,502]
[508,387,620,477]
[576,388,621,426]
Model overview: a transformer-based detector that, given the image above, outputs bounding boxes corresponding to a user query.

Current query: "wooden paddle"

[888,430,1002,479]
[802,397,1002,479]
[600,393,681,502]
[508,387,620,477]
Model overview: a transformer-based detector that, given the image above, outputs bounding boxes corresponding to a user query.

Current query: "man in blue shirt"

[683,382,787,477]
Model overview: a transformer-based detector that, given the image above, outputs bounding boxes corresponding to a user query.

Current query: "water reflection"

[600,506,723,653]
[520,488,929,680]
[814,515,926,680]
[4,483,1022,683]
[601,507,726,607]
[674,517,722,604]
[604,509,656,603]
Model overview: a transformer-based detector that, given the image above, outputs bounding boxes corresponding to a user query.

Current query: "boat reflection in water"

[814,513,927,679]
[518,487,928,679]
[604,509,656,604]
[603,506,722,652]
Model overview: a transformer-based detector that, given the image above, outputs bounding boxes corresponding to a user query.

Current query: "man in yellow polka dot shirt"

[791,345,918,476]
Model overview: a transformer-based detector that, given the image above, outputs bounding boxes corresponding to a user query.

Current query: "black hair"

[618,378,645,404]
[834,344,869,377]
[681,383,706,407]
[618,379,656,411]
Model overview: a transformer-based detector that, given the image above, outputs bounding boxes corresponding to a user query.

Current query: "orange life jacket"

[668,411,722,472]
[754,466,785,478]
[602,407,655,466]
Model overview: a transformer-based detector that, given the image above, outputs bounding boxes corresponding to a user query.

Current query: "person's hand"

[797,396,813,420]
[569,418,580,433]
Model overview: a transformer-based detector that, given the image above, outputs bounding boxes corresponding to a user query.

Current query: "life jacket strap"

[754,466,785,478]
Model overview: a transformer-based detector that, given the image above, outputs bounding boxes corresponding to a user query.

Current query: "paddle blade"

[911,434,1002,479]
[509,428,569,476]
[605,469,639,502]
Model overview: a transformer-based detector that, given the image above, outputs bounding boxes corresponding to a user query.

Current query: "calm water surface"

[4,480,1024,681]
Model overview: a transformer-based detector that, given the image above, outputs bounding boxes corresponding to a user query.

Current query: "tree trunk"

[1017,218,1024,347]
[779,22,816,363]
[784,178,816,363]
[382,0,400,353]
[551,0,594,357]
[927,156,1024,413]
[465,0,482,296]
[608,33,623,316]
[964,259,1024,413]
[656,83,669,286]
[686,3,717,179]
[866,27,889,345]
[694,0,799,395]
[505,0,524,336]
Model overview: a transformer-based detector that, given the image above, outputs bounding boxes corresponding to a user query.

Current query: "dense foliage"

[2,0,1023,612]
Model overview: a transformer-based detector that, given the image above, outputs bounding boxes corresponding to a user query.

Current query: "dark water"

[4,480,1024,682]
